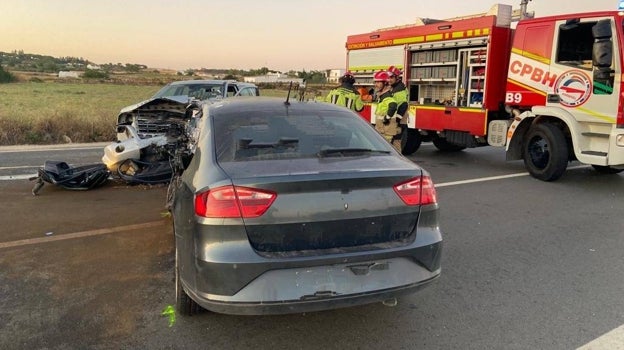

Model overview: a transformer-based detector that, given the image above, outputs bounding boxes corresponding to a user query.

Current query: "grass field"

[0,82,331,145]
[0,82,159,145]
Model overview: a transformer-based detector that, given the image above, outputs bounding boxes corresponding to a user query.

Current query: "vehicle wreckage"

[32,96,200,195]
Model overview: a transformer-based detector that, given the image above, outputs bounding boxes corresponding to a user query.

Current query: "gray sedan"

[169,96,442,316]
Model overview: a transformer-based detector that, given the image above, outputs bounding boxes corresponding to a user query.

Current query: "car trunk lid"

[218,156,424,254]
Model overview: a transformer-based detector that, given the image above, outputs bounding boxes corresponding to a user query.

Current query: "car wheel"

[401,128,422,155]
[523,123,568,181]
[591,165,624,174]
[175,246,200,316]
[431,134,466,152]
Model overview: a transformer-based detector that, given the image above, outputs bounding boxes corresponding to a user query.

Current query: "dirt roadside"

[0,179,175,349]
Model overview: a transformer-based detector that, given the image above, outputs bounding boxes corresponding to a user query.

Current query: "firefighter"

[372,70,400,149]
[387,66,408,151]
[325,71,364,112]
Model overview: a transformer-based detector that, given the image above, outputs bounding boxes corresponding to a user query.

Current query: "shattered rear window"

[212,109,390,162]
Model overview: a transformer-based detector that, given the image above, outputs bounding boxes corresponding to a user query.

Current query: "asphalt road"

[1,142,623,350]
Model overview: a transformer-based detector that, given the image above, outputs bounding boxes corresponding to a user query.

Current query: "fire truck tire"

[591,165,624,174]
[401,129,421,155]
[431,135,466,152]
[523,123,568,181]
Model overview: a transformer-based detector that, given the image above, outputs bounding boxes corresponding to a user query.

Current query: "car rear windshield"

[212,108,392,162]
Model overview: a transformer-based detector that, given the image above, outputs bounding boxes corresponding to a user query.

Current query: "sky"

[0,0,621,72]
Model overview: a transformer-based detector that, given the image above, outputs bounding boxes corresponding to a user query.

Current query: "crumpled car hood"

[117,97,189,125]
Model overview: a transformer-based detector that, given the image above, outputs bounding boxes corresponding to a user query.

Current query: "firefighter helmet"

[341,71,355,84]
[387,66,402,78]
[373,70,390,82]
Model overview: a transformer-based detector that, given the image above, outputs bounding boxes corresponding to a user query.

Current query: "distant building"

[58,71,81,78]
[326,69,345,84]
[87,64,101,70]
[244,72,303,84]
[195,72,217,79]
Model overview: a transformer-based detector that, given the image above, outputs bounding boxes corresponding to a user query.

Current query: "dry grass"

[0,82,159,145]
[0,82,331,145]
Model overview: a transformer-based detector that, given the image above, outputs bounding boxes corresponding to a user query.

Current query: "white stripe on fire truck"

[576,107,617,123]
[511,47,551,65]
[506,78,547,96]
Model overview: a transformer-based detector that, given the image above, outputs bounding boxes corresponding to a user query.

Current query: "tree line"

[0,50,329,83]
[0,50,149,74]
[1,50,90,73]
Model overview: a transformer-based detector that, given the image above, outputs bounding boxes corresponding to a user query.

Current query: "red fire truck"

[346,2,624,181]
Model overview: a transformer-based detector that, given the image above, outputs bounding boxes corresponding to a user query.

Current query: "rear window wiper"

[317,148,391,157]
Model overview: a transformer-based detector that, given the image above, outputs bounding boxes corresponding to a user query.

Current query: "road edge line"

[0,221,166,249]
[577,324,624,350]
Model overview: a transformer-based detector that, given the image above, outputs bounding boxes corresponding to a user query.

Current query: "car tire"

[591,165,624,174]
[175,246,201,316]
[401,128,422,155]
[523,123,568,181]
[431,134,466,152]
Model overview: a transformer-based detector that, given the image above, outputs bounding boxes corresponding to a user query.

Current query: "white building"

[58,71,81,78]
[244,72,304,84]
[326,69,345,83]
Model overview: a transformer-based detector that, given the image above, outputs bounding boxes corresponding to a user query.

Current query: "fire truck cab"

[346,3,624,181]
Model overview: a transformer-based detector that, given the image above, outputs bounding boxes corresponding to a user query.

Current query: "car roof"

[166,79,256,87]
[207,96,350,114]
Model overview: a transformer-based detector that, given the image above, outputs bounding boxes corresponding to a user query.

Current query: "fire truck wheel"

[401,129,421,155]
[523,123,568,181]
[431,134,466,152]
[591,165,624,174]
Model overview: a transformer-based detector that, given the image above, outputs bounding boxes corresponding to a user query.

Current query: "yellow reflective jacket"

[373,90,399,137]
[374,90,397,117]
[391,81,408,117]
[325,85,364,112]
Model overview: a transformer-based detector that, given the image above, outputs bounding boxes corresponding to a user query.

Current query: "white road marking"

[435,172,529,187]
[0,221,166,249]
[0,146,103,153]
[0,165,39,170]
[577,324,624,350]
[0,174,37,181]
[435,165,590,187]
[0,167,38,180]
[0,142,109,153]
[0,164,93,181]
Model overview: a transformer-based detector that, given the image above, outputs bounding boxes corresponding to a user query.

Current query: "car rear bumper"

[183,270,440,315]
[183,238,442,315]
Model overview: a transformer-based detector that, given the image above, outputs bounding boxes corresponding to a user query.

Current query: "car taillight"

[195,185,277,218]
[393,175,437,206]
